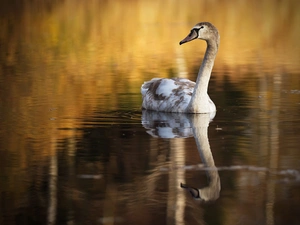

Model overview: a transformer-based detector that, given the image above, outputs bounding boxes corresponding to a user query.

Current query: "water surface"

[0,0,300,224]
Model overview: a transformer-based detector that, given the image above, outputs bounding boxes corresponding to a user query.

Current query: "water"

[0,0,300,224]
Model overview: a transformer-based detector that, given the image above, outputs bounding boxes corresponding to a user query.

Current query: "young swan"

[141,22,220,113]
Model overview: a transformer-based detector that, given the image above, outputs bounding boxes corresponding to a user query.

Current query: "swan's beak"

[179,29,198,45]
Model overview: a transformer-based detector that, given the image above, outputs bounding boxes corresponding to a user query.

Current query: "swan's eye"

[200,26,204,29]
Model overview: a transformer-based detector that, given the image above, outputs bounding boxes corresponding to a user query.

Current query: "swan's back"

[141,78,195,112]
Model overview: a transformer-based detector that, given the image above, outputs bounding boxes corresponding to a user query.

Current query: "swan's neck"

[186,41,218,113]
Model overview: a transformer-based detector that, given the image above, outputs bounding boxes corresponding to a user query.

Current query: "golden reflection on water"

[0,0,299,120]
[0,0,300,224]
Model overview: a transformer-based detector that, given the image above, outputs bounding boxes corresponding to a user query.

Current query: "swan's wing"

[141,78,195,112]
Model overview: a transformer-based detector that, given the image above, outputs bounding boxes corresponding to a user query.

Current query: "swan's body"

[141,22,220,113]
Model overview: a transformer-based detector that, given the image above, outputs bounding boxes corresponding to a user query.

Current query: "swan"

[141,22,220,113]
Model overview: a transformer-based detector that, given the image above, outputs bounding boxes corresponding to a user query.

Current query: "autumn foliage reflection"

[0,0,299,224]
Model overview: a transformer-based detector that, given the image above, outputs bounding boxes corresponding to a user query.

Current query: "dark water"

[1,0,300,225]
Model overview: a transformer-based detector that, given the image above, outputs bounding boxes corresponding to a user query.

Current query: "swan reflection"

[142,110,220,202]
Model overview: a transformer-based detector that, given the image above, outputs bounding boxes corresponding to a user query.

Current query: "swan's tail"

[141,78,161,97]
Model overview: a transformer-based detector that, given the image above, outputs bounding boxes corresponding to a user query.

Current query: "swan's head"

[179,22,220,47]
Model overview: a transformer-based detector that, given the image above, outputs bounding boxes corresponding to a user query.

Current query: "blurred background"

[0,0,299,224]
